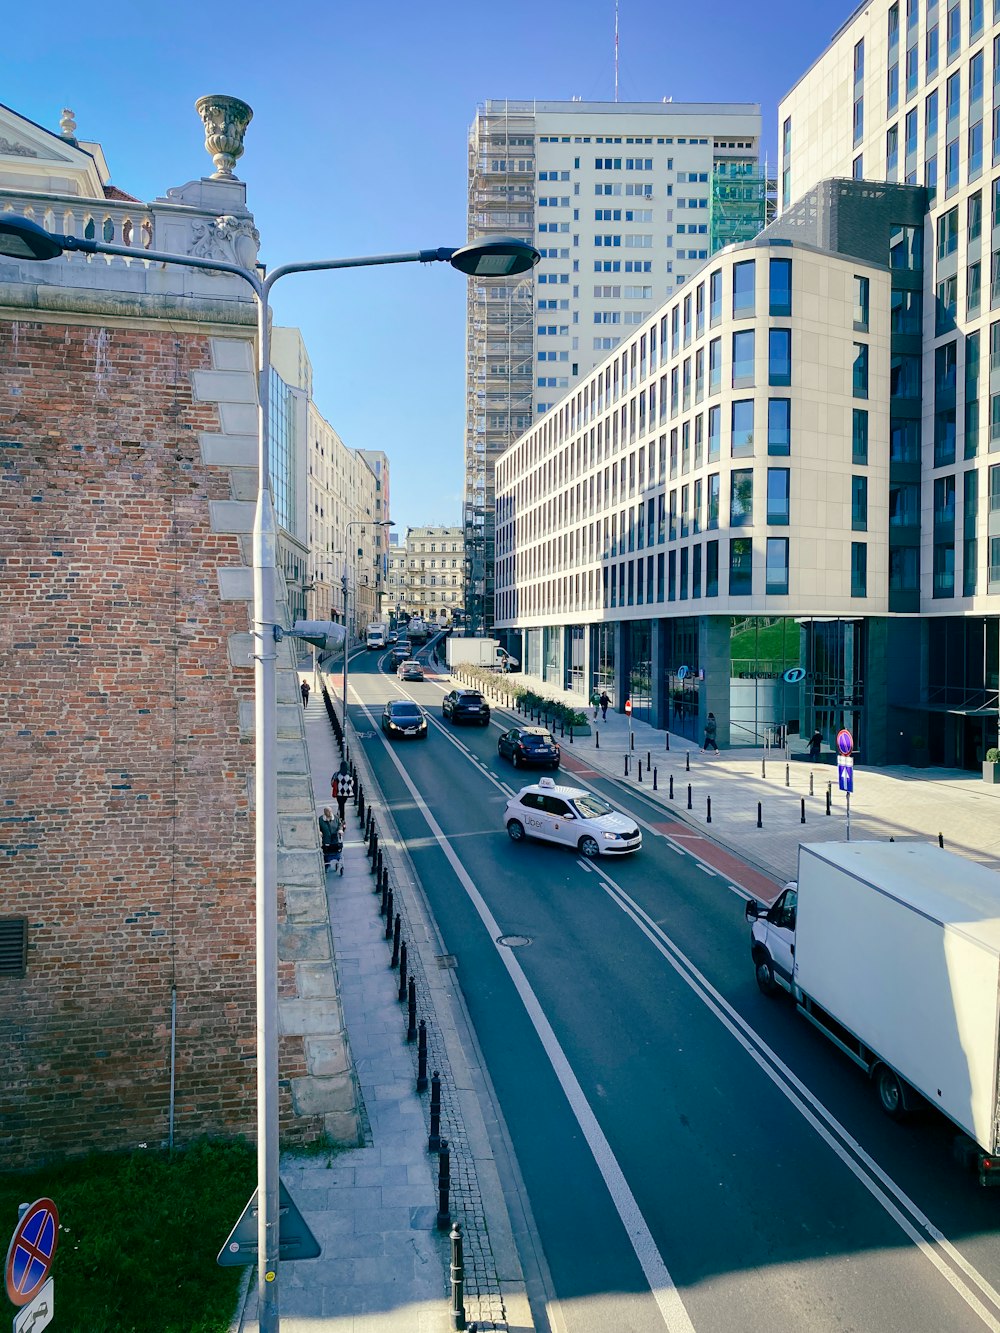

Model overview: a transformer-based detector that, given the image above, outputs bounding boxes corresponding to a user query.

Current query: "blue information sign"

[838,756,854,792]
[782,667,806,684]
[676,665,690,680]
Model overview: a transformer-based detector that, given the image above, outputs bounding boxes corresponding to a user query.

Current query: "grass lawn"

[0,1138,255,1333]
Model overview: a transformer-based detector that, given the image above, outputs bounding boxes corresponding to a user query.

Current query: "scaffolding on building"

[463,100,537,635]
[709,162,777,254]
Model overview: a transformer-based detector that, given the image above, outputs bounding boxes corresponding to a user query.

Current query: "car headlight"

[602,831,617,840]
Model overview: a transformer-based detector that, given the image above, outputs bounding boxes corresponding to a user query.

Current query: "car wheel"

[579,835,601,859]
[753,951,779,996]
[513,752,521,769]
[507,819,525,843]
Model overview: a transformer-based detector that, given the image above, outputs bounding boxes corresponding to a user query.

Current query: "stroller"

[324,820,344,875]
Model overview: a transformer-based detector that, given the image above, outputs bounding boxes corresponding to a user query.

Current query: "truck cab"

[745,884,797,997]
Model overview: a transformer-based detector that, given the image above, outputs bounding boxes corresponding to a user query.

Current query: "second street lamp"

[0,210,539,1333]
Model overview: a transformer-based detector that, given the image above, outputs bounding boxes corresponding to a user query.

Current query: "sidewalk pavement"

[237,663,533,1333]
[480,669,1000,894]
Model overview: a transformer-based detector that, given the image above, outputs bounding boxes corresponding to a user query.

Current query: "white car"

[504,777,642,859]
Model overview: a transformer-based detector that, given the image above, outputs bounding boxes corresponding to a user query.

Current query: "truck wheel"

[754,952,779,996]
[875,1065,907,1120]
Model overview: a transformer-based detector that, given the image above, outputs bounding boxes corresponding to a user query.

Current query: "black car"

[381,700,428,739]
[389,641,412,668]
[442,689,491,726]
[497,725,561,770]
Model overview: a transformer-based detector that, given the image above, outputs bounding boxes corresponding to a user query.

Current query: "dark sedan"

[497,725,561,770]
[381,700,428,739]
[442,689,491,726]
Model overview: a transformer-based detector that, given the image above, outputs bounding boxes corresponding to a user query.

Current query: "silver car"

[504,777,642,859]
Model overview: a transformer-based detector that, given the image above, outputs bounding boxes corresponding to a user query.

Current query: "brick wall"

[0,316,325,1167]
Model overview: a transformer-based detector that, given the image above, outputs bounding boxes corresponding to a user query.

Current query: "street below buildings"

[342,648,1000,1333]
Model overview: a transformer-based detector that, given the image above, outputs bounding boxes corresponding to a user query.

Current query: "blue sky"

[5,1,845,534]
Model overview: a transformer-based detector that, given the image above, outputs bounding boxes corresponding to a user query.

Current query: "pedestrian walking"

[599,690,610,722]
[590,688,601,721]
[331,760,355,823]
[319,807,343,874]
[300,679,310,707]
[808,729,822,762]
[702,712,719,752]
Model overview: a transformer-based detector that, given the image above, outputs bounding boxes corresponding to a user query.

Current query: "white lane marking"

[587,859,1000,1331]
[361,701,695,1333]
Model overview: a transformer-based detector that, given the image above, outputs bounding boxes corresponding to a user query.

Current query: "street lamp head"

[0,215,67,261]
[446,237,540,277]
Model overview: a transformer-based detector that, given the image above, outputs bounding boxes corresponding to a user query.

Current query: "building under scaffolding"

[709,161,777,254]
[464,101,536,635]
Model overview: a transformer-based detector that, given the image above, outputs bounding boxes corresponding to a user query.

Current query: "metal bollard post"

[647,751,651,770]
[357,786,365,825]
[687,783,692,810]
[391,911,400,963]
[665,731,670,750]
[638,761,643,783]
[417,1020,428,1092]
[761,758,766,779]
[407,977,417,1042]
[380,876,389,916]
[685,751,690,773]
[376,848,383,886]
[706,796,712,824]
[437,1140,452,1230]
[386,891,396,939]
[809,772,814,796]
[450,1222,467,1330]
[398,941,408,1002]
[800,797,806,824]
[939,832,944,848]
[669,773,674,800]
[381,865,389,899]
[560,719,565,738]
[624,755,629,777]
[785,763,790,788]
[630,731,635,752]
[428,1072,442,1151]
[757,801,763,829]
[569,725,574,744]
[826,784,832,816]
[653,766,658,791]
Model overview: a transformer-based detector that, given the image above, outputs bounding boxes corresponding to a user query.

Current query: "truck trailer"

[444,637,519,671]
[746,840,1000,1184]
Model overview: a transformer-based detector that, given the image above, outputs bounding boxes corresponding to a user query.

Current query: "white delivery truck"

[366,623,386,650]
[445,637,519,671]
[745,840,1000,1184]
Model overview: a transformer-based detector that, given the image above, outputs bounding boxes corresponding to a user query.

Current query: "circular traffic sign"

[676,665,690,680]
[5,1197,58,1307]
[837,728,854,755]
[624,699,632,714]
[782,667,806,684]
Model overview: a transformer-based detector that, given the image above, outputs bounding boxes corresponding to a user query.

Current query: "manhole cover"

[497,934,532,948]
[435,954,457,970]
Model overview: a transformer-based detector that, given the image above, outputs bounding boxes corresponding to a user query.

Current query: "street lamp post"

[342,519,393,734]
[0,214,538,1333]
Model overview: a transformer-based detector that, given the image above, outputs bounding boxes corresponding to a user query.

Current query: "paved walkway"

[236,656,532,1333]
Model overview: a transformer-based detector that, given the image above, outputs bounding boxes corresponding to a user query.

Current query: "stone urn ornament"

[195,94,253,179]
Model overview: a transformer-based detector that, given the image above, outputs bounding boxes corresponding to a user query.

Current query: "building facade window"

[766,537,790,594]
[768,398,791,454]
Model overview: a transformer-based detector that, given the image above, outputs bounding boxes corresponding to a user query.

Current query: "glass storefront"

[628,621,653,722]
[729,616,804,746]
[593,622,616,698]
[662,617,700,741]
[566,625,586,694]
[543,626,561,686]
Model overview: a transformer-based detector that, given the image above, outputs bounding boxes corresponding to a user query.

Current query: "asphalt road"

[348,648,1000,1333]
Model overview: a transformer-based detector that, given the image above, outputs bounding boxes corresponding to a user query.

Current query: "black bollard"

[757,801,763,829]
[450,1222,466,1331]
[437,1140,452,1230]
[386,891,396,940]
[381,865,389,899]
[939,831,944,848]
[647,751,651,770]
[391,912,401,963]
[809,772,814,796]
[560,719,565,738]
[357,787,366,824]
[669,773,674,800]
[407,977,417,1042]
[638,760,643,783]
[376,848,383,886]
[826,785,832,816]
[624,754,629,777]
[685,751,690,773]
[665,731,670,751]
[785,763,790,788]
[595,729,600,748]
[761,758,766,779]
[800,797,806,824]
[398,941,408,1001]
[417,1020,428,1092]
[706,796,712,824]
[653,766,658,791]
[630,731,635,752]
[428,1071,442,1151]
[569,725,574,744]
[380,877,389,916]
[687,783,692,810]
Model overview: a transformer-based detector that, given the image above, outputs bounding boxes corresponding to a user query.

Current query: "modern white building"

[464,99,764,634]
[495,1,1000,769]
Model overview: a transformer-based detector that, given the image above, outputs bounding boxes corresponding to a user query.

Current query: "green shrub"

[986,748,1000,764]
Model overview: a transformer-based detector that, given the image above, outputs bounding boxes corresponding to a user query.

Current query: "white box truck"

[746,840,1000,1185]
[445,637,519,671]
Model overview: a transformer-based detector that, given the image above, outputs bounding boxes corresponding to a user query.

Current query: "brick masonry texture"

[0,318,323,1168]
